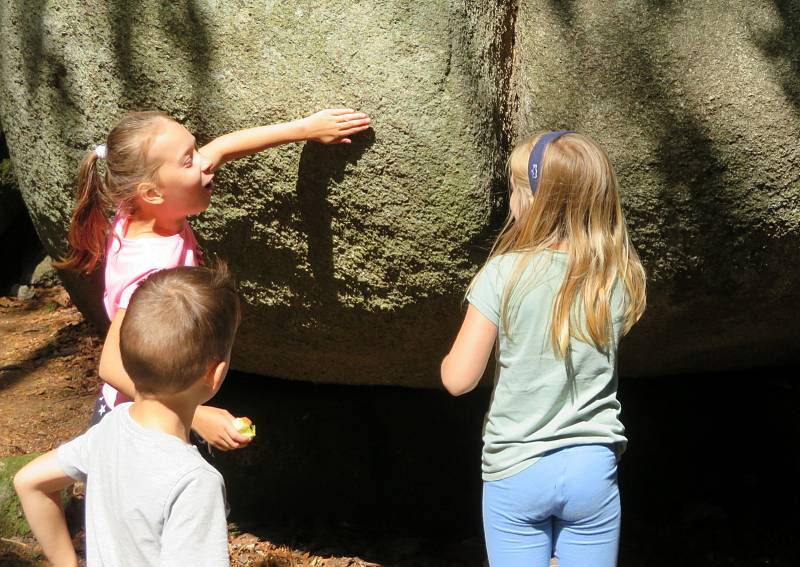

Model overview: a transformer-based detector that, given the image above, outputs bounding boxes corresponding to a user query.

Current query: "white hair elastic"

[94,144,107,160]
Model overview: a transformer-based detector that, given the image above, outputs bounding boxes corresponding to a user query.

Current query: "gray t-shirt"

[468,250,627,481]
[57,403,229,566]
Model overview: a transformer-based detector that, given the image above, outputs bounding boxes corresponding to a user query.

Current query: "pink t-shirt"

[101,214,200,408]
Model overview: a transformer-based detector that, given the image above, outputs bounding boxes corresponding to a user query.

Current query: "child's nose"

[198,153,213,173]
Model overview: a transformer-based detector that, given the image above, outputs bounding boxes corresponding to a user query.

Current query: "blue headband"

[527,130,573,194]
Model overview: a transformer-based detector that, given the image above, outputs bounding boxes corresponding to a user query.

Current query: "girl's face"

[147,120,215,219]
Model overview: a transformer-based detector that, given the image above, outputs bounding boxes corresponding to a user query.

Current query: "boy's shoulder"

[167,461,226,502]
[105,408,225,513]
[95,404,221,479]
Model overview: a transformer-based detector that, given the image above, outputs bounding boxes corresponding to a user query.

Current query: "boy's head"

[120,263,241,396]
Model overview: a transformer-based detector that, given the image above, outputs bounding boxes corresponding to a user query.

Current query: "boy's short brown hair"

[120,263,241,394]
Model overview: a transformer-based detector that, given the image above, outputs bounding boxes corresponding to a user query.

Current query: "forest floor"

[0,286,486,567]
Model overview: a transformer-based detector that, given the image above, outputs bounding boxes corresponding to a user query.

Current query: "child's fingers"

[336,113,369,123]
[337,124,371,137]
[207,436,230,451]
[328,108,356,116]
[210,425,241,451]
[233,434,254,447]
[216,437,250,450]
[207,440,229,452]
[229,429,253,444]
[223,421,253,448]
[339,118,372,129]
[214,433,239,451]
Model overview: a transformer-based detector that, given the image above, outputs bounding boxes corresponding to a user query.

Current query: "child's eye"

[184,157,193,167]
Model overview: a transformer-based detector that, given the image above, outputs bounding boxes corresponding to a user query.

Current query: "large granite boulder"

[0,1,503,386]
[0,0,797,386]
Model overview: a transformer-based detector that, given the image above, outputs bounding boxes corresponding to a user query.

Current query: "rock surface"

[30,256,60,288]
[1,1,797,385]
[0,134,23,238]
[512,0,800,375]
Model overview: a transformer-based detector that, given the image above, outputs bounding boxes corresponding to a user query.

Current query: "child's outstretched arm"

[441,305,498,396]
[98,310,252,451]
[13,452,78,567]
[199,108,372,170]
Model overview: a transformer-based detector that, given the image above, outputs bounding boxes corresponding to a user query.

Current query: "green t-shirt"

[467,250,627,481]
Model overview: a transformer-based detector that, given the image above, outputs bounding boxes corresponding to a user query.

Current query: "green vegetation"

[0,454,39,538]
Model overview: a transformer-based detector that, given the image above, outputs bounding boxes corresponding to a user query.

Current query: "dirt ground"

[0,288,100,457]
[0,286,486,567]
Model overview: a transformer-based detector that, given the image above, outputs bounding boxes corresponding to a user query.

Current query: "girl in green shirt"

[441,131,646,567]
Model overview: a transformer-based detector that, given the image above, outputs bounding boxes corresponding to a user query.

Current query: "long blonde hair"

[478,131,646,358]
[56,111,172,273]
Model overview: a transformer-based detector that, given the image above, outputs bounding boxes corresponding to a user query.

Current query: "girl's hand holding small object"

[303,108,372,144]
[232,416,256,437]
[192,406,254,451]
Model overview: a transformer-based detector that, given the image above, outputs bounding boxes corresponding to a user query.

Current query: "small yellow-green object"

[232,417,256,437]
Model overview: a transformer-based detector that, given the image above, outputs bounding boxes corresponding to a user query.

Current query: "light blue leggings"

[482,444,620,567]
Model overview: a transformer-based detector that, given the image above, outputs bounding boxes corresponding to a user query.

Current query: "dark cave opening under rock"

[210,367,799,566]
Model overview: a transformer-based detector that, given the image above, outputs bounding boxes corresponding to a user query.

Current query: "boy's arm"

[13,451,79,567]
[199,108,372,170]
[160,469,230,567]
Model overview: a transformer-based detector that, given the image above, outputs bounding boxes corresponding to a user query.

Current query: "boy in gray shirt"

[14,264,241,566]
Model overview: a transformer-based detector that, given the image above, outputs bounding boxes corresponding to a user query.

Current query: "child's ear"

[206,360,229,392]
[136,182,164,205]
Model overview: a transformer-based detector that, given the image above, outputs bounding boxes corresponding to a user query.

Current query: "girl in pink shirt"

[58,109,371,450]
